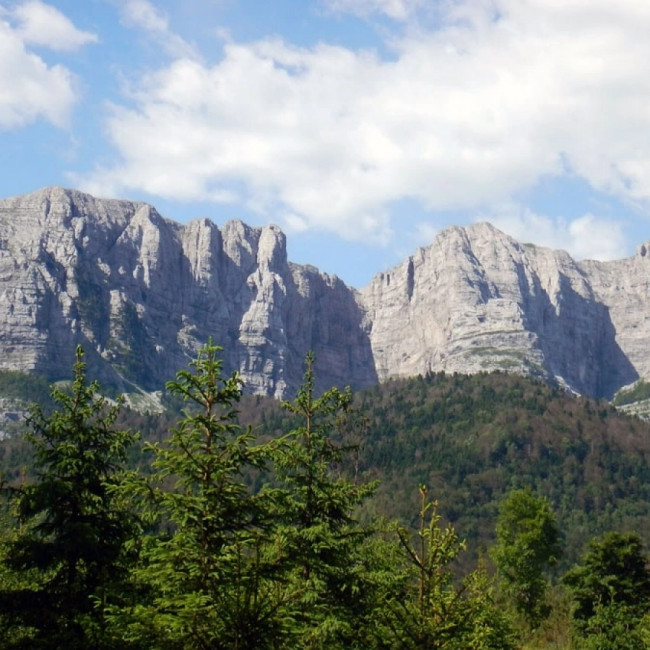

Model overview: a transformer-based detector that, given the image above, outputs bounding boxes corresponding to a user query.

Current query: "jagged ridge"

[0,187,375,397]
[0,186,647,399]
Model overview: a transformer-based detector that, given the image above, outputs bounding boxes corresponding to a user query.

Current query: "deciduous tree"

[563,530,650,648]
[492,488,561,627]
[373,486,515,649]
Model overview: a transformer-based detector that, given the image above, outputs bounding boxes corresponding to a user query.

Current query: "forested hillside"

[238,371,650,567]
[3,359,650,647]
[3,367,650,566]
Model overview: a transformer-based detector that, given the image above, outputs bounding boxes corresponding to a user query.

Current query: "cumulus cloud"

[78,0,650,244]
[0,2,97,130]
[0,20,76,129]
[119,0,197,59]
[567,214,627,261]
[11,0,98,51]
[487,206,627,262]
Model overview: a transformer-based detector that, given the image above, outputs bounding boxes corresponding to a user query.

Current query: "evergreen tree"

[0,346,138,650]
[113,340,285,650]
[0,491,45,648]
[272,352,379,648]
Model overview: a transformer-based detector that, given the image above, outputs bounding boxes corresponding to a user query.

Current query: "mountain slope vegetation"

[2,367,650,568]
[238,371,650,568]
[3,355,650,647]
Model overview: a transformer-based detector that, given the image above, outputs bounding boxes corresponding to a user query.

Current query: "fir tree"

[272,352,379,648]
[0,346,138,650]
[113,340,286,650]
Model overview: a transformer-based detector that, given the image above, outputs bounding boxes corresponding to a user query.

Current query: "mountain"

[360,222,644,399]
[0,186,647,399]
[0,186,375,398]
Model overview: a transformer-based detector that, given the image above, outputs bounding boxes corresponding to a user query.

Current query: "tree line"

[1,343,650,648]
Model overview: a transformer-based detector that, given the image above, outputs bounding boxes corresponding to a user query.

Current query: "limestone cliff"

[0,187,646,400]
[358,223,638,398]
[0,187,376,397]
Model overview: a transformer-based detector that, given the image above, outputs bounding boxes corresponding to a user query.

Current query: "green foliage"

[492,488,561,627]
[272,351,380,648]
[0,346,138,649]
[344,372,650,569]
[0,502,46,647]
[0,371,51,406]
[563,531,650,640]
[612,380,650,407]
[8,354,650,647]
[571,602,649,650]
[111,340,285,650]
[6,368,650,570]
[374,486,515,649]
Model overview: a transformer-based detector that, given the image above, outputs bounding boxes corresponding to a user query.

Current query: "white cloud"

[0,19,76,129]
[568,214,627,261]
[11,1,98,52]
[121,0,167,33]
[79,0,650,242]
[0,2,97,130]
[486,206,627,262]
[323,0,423,21]
[119,0,198,59]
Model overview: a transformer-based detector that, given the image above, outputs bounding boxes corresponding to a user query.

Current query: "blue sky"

[1,0,650,288]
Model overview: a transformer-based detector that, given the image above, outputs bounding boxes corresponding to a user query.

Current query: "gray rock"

[0,187,376,397]
[358,222,639,399]
[0,187,646,400]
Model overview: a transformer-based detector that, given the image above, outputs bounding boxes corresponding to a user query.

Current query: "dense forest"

[1,347,650,648]
[243,371,650,570]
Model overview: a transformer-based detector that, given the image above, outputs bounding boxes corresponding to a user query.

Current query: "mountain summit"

[0,187,646,399]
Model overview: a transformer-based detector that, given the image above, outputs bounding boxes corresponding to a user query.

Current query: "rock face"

[0,187,647,400]
[358,223,640,398]
[0,187,376,398]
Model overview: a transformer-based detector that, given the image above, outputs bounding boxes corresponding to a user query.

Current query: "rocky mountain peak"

[359,220,641,399]
[0,188,376,398]
[0,187,647,401]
